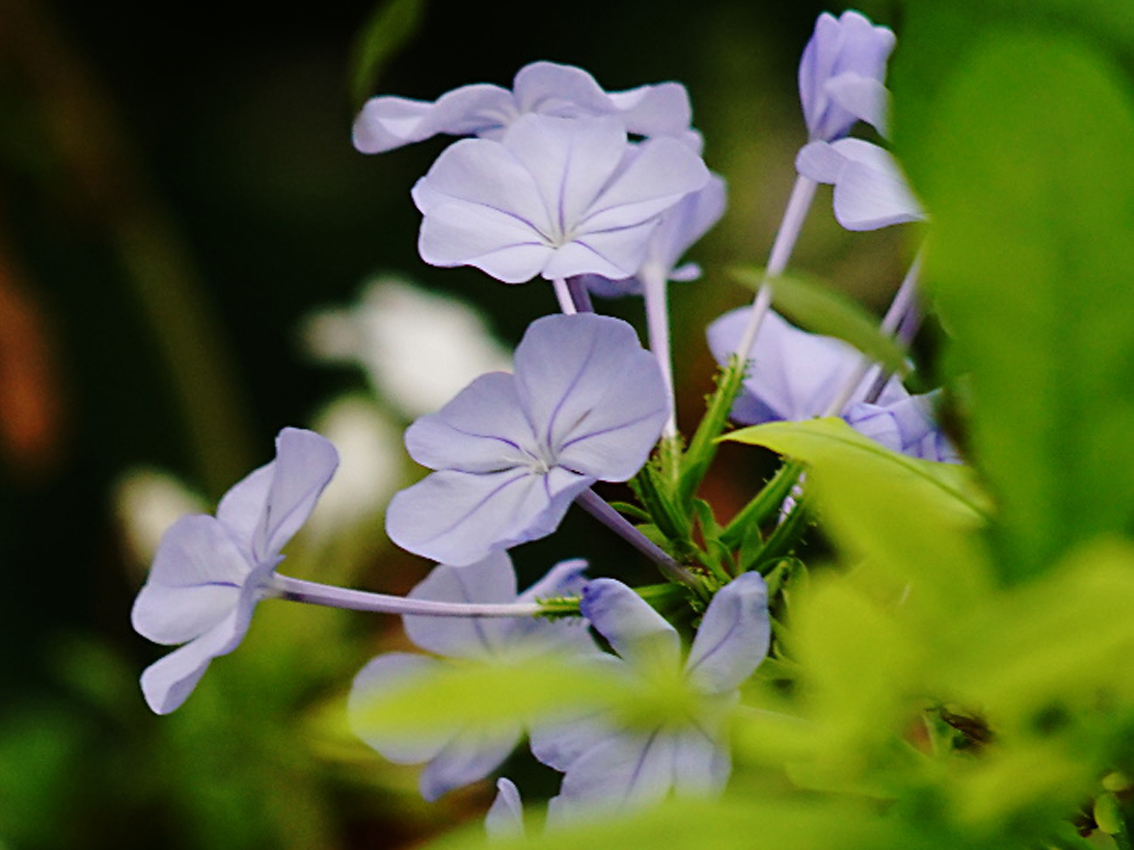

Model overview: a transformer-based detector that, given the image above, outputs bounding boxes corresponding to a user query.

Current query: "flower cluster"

[130,10,961,837]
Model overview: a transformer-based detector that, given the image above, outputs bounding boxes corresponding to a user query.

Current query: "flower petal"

[352,84,515,153]
[513,62,610,115]
[549,731,677,819]
[503,114,628,236]
[607,82,693,137]
[671,726,731,797]
[385,466,590,566]
[419,724,522,801]
[824,73,890,138]
[684,572,771,693]
[251,428,339,561]
[829,140,925,231]
[486,778,525,839]
[402,553,519,658]
[349,653,451,763]
[799,10,895,141]
[139,564,269,715]
[581,137,710,234]
[708,309,895,423]
[513,314,668,481]
[645,174,728,273]
[580,579,680,673]
[403,372,538,473]
[843,391,961,463]
[132,515,250,645]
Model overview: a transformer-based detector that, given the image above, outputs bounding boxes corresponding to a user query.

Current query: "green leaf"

[724,419,992,620]
[425,795,971,850]
[349,0,428,111]
[731,266,909,376]
[351,653,626,737]
[907,32,1134,580]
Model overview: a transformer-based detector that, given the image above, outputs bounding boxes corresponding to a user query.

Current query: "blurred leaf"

[940,540,1134,724]
[788,577,922,775]
[350,0,428,111]
[731,266,909,376]
[426,794,978,850]
[352,654,627,737]
[906,32,1134,581]
[724,419,992,620]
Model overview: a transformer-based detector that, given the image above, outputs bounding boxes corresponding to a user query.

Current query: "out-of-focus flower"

[385,313,669,566]
[707,308,906,424]
[412,114,710,284]
[532,573,770,820]
[303,277,511,420]
[796,139,925,231]
[353,60,692,154]
[131,428,338,714]
[486,778,526,839]
[349,553,593,800]
[799,10,896,142]
[580,174,727,298]
[844,391,961,463]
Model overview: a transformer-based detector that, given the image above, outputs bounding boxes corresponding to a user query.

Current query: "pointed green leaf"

[349,0,428,110]
[724,418,992,619]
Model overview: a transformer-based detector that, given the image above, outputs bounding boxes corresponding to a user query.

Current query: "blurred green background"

[0,1,909,847]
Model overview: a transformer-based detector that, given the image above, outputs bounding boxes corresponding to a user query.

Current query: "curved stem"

[732,175,818,364]
[640,263,678,440]
[552,277,577,315]
[565,276,595,313]
[822,250,925,416]
[573,488,700,589]
[271,575,542,618]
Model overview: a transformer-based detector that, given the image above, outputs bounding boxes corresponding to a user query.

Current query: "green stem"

[720,460,806,548]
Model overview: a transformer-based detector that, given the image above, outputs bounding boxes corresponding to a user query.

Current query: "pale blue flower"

[349,553,594,801]
[486,778,526,839]
[411,114,710,284]
[844,391,961,463]
[131,428,339,714]
[707,308,906,424]
[353,60,693,154]
[799,10,896,142]
[796,139,925,231]
[579,173,728,298]
[707,309,959,462]
[385,313,669,566]
[531,573,770,820]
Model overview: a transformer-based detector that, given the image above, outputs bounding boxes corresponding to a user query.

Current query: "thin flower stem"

[574,488,700,589]
[271,575,542,618]
[732,175,818,363]
[565,276,595,313]
[639,263,678,440]
[822,249,924,416]
[553,277,577,315]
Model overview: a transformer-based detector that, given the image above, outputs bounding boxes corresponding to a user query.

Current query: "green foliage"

[350,654,629,738]
[897,27,1134,582]
[349,0,428,110]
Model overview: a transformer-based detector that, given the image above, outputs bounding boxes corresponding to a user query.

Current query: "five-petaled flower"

[411,114,710,284]
[131,427,339,714]
[353,60,694,154]
[385,312,669,565]
[531,573,771,819]
[349,553,594,801]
